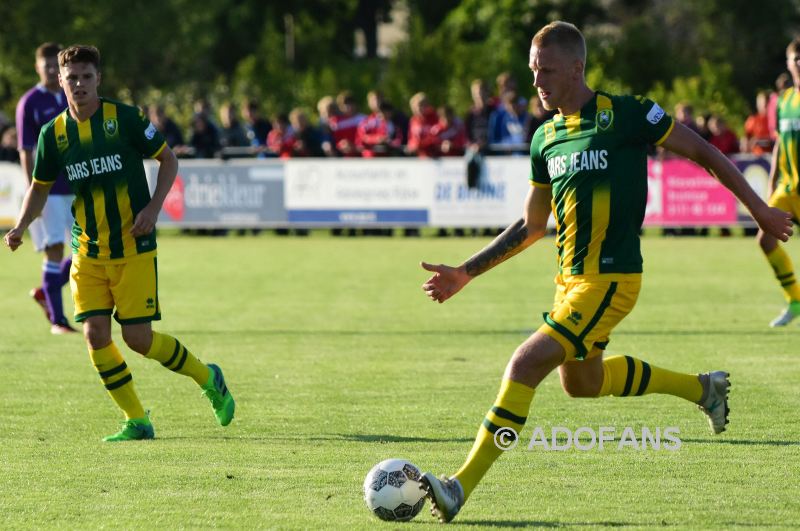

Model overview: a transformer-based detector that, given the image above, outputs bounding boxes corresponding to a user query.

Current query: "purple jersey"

[16,85,70,195]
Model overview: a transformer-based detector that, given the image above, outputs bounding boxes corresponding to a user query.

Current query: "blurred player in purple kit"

[16,42,75,334]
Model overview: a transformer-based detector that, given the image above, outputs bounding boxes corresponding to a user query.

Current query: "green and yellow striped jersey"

[530,91,674,279]
[775,88,800,194]
[33,98,166,261]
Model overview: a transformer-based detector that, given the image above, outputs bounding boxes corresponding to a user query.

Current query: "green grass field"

[1,233,799,529]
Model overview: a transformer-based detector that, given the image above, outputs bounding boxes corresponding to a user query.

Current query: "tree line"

[1,0,798,131]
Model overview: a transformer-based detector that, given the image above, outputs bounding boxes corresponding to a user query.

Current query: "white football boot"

[697,371,730,434]
[769,301,800,327]
[419,473,464,523]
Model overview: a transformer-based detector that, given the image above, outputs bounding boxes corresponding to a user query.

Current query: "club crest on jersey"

[596,109,614,131]
[103,118,119,137]
[56,133,69,150]
[544,122,556,142]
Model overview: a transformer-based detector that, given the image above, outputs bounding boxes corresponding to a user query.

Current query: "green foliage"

[1,0,799,132]
[649,60,749,134]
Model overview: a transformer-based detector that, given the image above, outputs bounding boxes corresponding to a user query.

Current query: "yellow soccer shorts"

[537,275,641,361]
[70,251,161,324]
[768,187,800,224]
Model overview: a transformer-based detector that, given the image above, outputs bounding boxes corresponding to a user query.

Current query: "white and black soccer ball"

[363,458,426,522]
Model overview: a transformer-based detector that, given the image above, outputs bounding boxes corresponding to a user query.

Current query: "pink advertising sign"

[645,159,738,226]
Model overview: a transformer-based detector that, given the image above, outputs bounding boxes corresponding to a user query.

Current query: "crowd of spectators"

[0,70,789,166]
[132,71,791,164]
[140,72,559,161]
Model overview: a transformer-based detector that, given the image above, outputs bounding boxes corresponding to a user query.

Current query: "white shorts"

[29,194,74,252]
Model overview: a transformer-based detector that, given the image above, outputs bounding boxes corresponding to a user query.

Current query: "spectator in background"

[288,108,325,157]
[356,101,403,157]
[694,113,712,142]
[266,113,295,159]
[149,105,185,150]
[241,98,272,148]
[465,79,492,153]
[407,92,440,158]
[189,112,221,158]
[316,95,338,156]
[489,71,517,109]
[767,72,792,141]
[708,115,739,156]
[674,102,700,135]
[193,98,218,129]
[488,91,529,153]
[367,90,409,146]
[525,95,555,142]
[0,126,20,162]
[329,91,365,156]
[743,91,775,155]
[218,102,249,149]
[431,106,467,157]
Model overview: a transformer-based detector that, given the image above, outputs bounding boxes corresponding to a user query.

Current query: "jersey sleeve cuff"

[530,180,552,188]
[32,177,55,188]
[150,141,167,159]
[654,119,675,146]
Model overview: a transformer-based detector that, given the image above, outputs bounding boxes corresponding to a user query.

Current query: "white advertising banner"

[284,159,433,224]
[430,157,532,227]
[0,163,27,228]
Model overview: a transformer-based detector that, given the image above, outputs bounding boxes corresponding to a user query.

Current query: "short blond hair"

[531,21,586,64]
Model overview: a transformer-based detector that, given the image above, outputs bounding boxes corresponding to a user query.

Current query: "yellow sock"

[89,342,146,420]
[598,355,702,403]
[146,332,210,386]
[453,379,535,500]
[766,246,800,302]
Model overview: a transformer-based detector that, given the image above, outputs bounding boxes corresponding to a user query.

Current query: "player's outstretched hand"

[420,261,472,303]
[756,206,793,242]
[3,227,24,251]
[131,205,158,237]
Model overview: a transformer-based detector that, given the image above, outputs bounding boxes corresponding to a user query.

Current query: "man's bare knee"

[83,321,111,351]
[560,378,601,398]
[121,325,153,355]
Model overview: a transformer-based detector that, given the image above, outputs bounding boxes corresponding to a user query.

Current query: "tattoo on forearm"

[464,218,529,276]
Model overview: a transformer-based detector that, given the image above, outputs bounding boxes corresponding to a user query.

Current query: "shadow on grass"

[173,329,532,337]
[454,521,786,528]
[681,437,800,447]
[311,433,475,444]
[174,328,777,338]
[454,520,644,528]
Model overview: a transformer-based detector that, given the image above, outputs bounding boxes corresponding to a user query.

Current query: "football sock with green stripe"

[766,246,800,302]
[90,342,146,420]
[145,332,210,387]
[597,355,702,403]
[453,378,535,500]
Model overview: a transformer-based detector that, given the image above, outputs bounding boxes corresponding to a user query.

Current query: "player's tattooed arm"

[462,184,552,277]
[464,218,530,277]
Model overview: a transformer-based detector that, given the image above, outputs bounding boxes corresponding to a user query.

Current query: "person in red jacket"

[328,91,365,157]
[431,106,467,157]
[266,113,295,159]
[356,102,403,157]
[708,115,739,156]
[407,92,440,158]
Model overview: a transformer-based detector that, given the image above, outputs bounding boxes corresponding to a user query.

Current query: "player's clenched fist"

[3,227,24,251]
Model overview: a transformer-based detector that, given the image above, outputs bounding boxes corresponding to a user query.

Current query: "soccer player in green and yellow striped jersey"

[4,45,235,441]
[416,22,793,523]
[757,37,800,327]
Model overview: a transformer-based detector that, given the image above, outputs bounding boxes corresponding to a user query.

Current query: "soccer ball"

[363,458,426,522]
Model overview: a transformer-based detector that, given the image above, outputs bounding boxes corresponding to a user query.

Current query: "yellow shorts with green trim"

[768,187,800,224]
[70,251,161,325]
[537,275,641,361]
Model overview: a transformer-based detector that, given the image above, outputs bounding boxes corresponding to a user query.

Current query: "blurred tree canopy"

[0,0,798,131]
